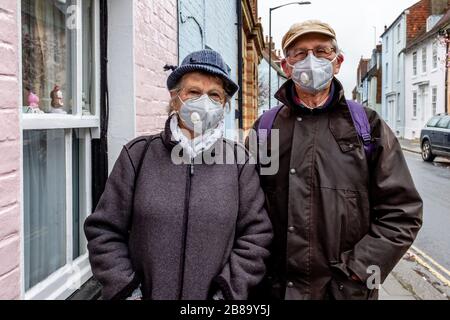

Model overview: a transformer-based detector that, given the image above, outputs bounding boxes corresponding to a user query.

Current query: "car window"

[436,116,450,128]
[427,116,442,127]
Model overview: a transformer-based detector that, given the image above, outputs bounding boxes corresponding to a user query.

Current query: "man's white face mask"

[288,54,337,95]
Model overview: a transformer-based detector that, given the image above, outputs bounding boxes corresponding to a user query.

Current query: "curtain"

[22,0,74,113]
[23,130,66,290]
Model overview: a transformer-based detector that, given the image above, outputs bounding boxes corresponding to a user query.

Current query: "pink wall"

[0,0,21,300]
[134,0,178,136]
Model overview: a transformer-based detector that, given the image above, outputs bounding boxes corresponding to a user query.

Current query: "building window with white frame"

[386,36,389,52]
[413,91,418,118]
[432,87,437,116]
[432,42,438,70]
[413,51,417,76]
[21,0,100,299]
[397,24,401,43]
[385,62,389,85]
[422,47,427,73]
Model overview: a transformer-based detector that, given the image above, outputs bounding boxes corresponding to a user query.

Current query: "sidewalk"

[398,138,421,155]
[380,272,416,300]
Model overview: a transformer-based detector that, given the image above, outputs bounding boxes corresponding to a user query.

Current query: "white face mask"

[288,54,337,94]
[178,94,225,134]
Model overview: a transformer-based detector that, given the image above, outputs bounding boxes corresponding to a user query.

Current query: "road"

[404,151,450,276]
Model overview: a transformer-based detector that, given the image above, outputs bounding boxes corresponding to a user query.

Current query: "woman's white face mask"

[177,94,224,134]
[288,54,338,94]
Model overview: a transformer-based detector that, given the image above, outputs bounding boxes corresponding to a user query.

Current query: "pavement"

[399,138,422,155]
[378,140,450,300]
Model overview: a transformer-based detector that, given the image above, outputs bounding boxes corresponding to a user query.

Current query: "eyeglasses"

[288,46,336,62]
[180,87,226,104]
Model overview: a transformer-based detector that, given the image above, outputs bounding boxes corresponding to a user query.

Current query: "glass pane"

[437,117,450,129]
[82,0,95,115]
[23,130,67,290]
[21,0,76,115]
[72,130,88,259]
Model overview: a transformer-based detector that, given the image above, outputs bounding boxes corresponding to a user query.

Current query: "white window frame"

[397,24,401,44]
[432,87,437,116]
[20,0,101,300]
[413,91,418,119]
[413,52,418,76]
[422,47,427,74]
[432,42,438,70]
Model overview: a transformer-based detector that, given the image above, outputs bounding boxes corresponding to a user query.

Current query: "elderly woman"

[84,49,273,301]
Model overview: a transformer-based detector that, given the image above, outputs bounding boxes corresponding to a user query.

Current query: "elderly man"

[248,20,423,300]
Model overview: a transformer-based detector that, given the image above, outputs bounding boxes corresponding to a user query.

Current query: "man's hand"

[349,272,362,283]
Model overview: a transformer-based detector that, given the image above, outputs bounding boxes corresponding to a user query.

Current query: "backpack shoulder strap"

[257,105,284,145]
[346,100,375,159]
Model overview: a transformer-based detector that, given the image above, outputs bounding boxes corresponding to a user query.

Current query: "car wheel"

[422,140,436,162]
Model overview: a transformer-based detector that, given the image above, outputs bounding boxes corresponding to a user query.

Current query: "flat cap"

[282,20,336,52]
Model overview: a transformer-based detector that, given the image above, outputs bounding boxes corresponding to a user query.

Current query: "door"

[445,121,450,153]
[434,116,450,152]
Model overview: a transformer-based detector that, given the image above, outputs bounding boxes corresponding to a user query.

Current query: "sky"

[258,0,419,97]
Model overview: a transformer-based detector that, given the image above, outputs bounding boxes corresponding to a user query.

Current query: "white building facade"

[404,16,448,140]
[381,15,407,138]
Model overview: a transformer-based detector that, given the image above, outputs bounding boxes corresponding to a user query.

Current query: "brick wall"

[0,0,21,300]
[407,0,432,45]
[134,0,178,136]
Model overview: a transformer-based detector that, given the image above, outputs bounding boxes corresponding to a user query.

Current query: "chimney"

[431,0,449,15]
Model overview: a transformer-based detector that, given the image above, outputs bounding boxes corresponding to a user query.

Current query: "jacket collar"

[161,115,179,152]
[275,78,362,152]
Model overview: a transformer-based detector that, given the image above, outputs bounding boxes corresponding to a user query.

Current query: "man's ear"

[334,54,344,75]
[281,58,292,78]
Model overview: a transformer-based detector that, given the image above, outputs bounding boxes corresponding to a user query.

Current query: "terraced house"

[0,0,265,300]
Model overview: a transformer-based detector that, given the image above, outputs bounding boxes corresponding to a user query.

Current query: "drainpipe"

[446,29,449,114]
[236,0,243,131]
[92,0,110,209]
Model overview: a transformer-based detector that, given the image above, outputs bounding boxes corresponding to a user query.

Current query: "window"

[427,116,441,127]
[397,24,401,43]
[437,116,450,128]
[432,42,438,70]
[413,91,418,118]
[422,47,427,73]
[21,0,99,299]
[397,55,401,82]
[432,87,437,116]
[386,36,389,52]
[413,52,417,76]
[385,63,389,84]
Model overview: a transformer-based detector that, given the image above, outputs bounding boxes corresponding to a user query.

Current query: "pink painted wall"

[0,0,21,300]
[134,0,178,136]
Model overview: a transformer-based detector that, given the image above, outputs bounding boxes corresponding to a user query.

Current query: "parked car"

[420,114,450,162]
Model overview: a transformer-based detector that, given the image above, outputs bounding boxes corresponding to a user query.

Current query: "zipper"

[178,160,194,300]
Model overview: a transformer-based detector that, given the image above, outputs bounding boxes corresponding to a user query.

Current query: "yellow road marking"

[408,250,450,288]
[411,245,450,279]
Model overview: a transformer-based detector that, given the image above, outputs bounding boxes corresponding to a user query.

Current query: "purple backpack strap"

[346,100,375,159]
[257,105,283,145]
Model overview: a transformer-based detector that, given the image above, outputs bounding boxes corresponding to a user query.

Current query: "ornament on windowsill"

[24,91,44,114]
[50,85,67,114]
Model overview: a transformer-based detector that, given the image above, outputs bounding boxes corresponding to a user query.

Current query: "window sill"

[22,114,100,130]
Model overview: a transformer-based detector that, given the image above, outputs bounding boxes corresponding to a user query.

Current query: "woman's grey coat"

[84,118,273,300]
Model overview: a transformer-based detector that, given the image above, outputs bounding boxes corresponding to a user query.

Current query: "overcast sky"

[258,0,419,97]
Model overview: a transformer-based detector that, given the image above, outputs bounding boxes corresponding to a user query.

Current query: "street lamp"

[269,1,311,109]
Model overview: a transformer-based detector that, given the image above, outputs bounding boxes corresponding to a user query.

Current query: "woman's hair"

[167,72,232,115]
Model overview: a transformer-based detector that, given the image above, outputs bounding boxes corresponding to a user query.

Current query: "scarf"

[170,114,224,160]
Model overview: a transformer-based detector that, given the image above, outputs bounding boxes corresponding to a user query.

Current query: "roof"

[406,9,450,50]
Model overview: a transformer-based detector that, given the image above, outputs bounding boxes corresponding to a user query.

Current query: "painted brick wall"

[178,0,238,133]
[0,0,21,300]
[134,0,178,136]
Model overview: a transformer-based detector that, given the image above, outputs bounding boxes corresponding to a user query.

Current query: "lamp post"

[269,1,311,109]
